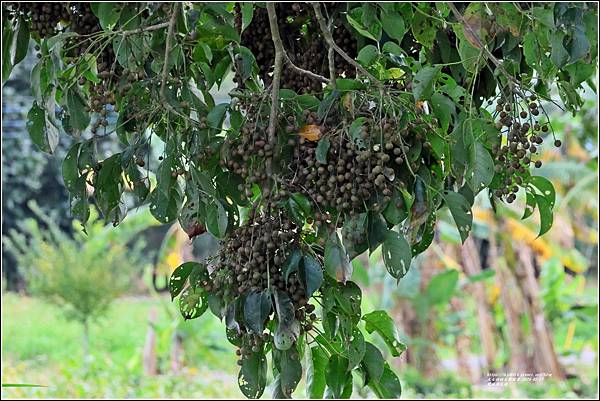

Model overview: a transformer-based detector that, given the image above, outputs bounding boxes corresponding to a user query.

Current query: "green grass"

[1,292,243,398]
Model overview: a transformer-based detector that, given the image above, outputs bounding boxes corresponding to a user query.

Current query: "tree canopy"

[2,2,598,398]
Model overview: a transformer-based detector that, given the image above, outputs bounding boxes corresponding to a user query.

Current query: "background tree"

[2,2,597,399]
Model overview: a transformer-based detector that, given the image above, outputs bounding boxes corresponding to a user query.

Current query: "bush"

[3,201,158,361]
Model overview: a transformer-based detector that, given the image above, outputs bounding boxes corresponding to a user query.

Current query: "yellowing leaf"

[385,68,405,80]
[299,124,322,141]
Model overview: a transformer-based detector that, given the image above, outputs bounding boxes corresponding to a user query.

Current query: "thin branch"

[266,3,284,147]
[327,46,336,88]
[160,3,182,116]
[284,53,330,84]
[311,3,381,88]
[120,21,170,37]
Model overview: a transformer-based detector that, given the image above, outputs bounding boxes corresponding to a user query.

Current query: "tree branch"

[311,3,381,88]
[120,21,170,37]
[284,53,330,84]
[266,3,284,148]
[160,3,182,116]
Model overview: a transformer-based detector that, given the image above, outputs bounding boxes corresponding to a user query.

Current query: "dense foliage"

[2,2,597,398]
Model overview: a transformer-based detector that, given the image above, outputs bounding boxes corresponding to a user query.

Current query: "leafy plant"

[3,202,157,361]
[2,2,597,398]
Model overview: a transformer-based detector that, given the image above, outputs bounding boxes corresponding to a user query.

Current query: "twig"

[120,21,170,37]
[160,3,182,116]
[284,53,330,84]
[311,3,382,88]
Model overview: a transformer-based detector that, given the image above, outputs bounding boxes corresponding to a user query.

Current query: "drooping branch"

[160,3,181,115]
[266,3,284,147]
[120,21,170,37]
[311,3,381,88]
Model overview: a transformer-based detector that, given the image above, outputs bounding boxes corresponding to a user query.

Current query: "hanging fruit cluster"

[491,92,560,203]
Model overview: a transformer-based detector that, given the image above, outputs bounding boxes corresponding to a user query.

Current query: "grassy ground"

[1,293,243,398]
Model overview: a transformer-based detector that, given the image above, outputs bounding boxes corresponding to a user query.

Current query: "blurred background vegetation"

[2,46,598,399]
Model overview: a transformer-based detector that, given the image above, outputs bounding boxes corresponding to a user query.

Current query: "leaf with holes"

[382,229,412,280]
[442,190,473,243]
[179,286,208,320]
[362,310,406,357]
[238,350,267,399]
[169,262,197,300]
[273,290,300,350]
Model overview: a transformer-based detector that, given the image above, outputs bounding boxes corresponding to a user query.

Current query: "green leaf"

[149,158,183,224]
[62,143,82,193]
[179,286,208,320]
[283,248,302,282]
[382,189,408,225]
[424,269,459,306]
[240,2,254,32]
[238,350,267,399]
[529,176,555,208]
[361,342,384,384]
[349,117,366,149]
[244,290,272,334]
[347,13,379,42]
[95,2,122,29]
[468,142,495,192]
[381,12,405,42]
[325,355,351,399]
[362,310,406,357]
[412,66,440,101]
[273,290,300,350]
[550,31,569,68]
[315,137,330,164]
[368,364,402,398]
[347,328,366,369]
[66,88,90,130]
[306,346,327,399]
[430,93,455,132]
[27,102,59,154]
[169,262,198,300]
[535,193,554,237]
[357,45,379,66]
[277,348,303,398]
[324,232,352,282]
[206,200,228,238]
[522,190,537,219]
[300,255,323,299]
[381,229,412,280]
[442,190,473,243]
[207,103,229,130]
[13,17,30,66]
[95,154,124,218]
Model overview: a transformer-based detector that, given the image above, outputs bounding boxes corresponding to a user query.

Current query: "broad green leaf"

[522,190,537,220]
[26,102,59,154]
[535,193,554,237]
[244,290,272,334]
[300,255,323,299]
[315,137,330,164]
[381,12,405,42]
[529,176,555,207]
[66,88,90,130]
[206,200,228,238]
[382,229,412,280]
[283,248,302,282]
[550,31,569,68]
[412,66,440,101]
[306,346,327,399]
[277,348,303,398]
[468,142,495,192]
[62,143,82,193]
[442,190,473,243]
[362,310,406,357]
[238,350,267,399]
[95,2,122,29]
[368,363,402,398]
[357,45,379,65]
[207,103,229,130]
[347,328,366,369]
[179,286,208,320]
[325,355,351,399]
[273,290,300,350]
[430,93,455,132]
[361,342,384,384]
[169,262,197,300]
[424,269,459,306]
